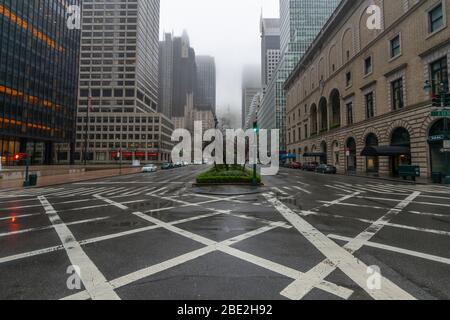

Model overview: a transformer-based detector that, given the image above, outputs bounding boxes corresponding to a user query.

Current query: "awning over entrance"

[360,146,411,157]
[280,153,297,160]
[303,152,326,158]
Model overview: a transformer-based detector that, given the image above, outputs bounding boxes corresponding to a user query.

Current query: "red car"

[288,162,303,169]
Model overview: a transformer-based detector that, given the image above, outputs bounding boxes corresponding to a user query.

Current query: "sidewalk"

[0,167,142,191]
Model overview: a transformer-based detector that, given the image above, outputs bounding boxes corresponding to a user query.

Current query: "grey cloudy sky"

[160,0,279,119]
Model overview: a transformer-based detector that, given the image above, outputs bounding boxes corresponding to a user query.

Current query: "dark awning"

[361,146,411,157]
[280,153,297,159]
[303,152,326,158]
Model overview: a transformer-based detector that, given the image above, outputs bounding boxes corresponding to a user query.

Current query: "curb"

[2,170,142,191]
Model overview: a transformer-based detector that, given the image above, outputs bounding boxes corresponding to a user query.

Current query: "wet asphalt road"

[0,165,449,300]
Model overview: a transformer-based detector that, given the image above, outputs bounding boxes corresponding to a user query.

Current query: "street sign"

[429,135,445,142]
[444,140,450,149]
[431,110,450,117]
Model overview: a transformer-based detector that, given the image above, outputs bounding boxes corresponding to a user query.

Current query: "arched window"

[319,98,328,132]
[330,89,341,129]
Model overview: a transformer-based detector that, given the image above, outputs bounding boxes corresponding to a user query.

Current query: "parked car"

[316,164,337,174]
[142,164,158,173]
[303,162,319,171]
[288,162,302,170]
[174,162,183,168]
[161,163,174,170]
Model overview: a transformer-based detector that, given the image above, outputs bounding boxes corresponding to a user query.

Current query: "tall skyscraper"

[159,33,174,119]
[158,30,197,131]
[241,65,261,128]
[72,0,174,164]
[259,0,340,151]
[195,55,216,114]
[172,31,197,119]
[0,1,81,165]
[260,18,280,91]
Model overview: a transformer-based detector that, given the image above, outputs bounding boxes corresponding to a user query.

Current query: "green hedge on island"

[196,165,262,184]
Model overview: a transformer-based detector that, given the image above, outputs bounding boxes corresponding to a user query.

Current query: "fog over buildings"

[160,0,279,122]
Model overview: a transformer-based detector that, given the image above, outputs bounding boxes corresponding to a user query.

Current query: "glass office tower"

[0,0,81,165]
[259,0,340,152]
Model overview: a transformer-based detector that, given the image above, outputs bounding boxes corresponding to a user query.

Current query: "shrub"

[196,165,261,184]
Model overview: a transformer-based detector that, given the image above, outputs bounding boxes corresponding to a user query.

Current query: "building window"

[346,72,352,87]
[429,3,444,33]
[390,35,401,58]
[430,56,449,94]
[346,102,354,125]
[391,78,404,110]
[364,56,373,75]
[365,92,375,119]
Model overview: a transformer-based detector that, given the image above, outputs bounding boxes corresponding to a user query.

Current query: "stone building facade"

[285,0,450,179]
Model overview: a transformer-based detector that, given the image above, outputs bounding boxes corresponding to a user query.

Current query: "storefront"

[428,118,450,179]
[365,133,379,173]
[390,128,412,177]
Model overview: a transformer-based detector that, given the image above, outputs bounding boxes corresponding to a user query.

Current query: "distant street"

[0,165,449,300]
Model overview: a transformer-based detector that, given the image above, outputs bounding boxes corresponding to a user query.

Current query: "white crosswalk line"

[146,187,167,195]
[293,186,311,194]
[272,187,289,196]
[38,196,119,300]
[104,187,129,196]
[265,193,415,300]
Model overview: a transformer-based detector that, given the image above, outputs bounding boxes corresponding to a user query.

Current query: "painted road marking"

[63,215,351,300]
[324,185,355,194]
[0,213,42,221]
[83,195,352,300]
[0,212,222,265]
[322,192,360,208]
[38,196,120,300]
[293,186,312,195]
[0,216,110,238]
[272,187,289,196]
[264,192,415,300]
[344,192,421,253]
[353,195,450,207]
[328,234,450,265]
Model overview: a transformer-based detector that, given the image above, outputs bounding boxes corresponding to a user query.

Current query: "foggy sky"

[160,0,279,122]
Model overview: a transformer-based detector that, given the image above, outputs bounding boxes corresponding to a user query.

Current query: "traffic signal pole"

[252,121,259,186]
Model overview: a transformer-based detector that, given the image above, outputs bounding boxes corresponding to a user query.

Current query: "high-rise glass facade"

[0,0,81,165]
[195,55,216,114]
[259,0,340,152]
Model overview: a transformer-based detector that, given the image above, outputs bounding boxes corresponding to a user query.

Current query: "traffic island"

[194,165,263,189]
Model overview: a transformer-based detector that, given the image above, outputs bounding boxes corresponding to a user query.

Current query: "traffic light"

[253,121,259,133]
[13,153,27,161]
